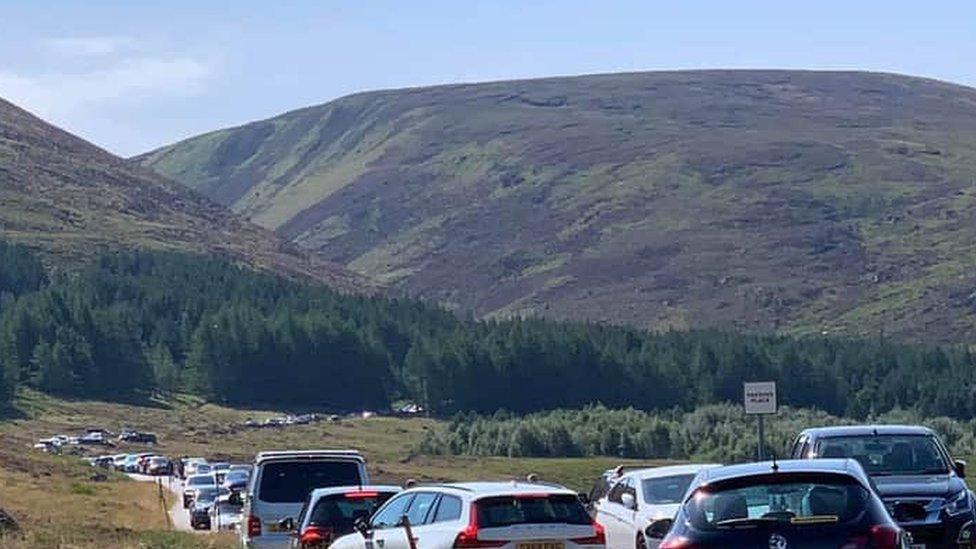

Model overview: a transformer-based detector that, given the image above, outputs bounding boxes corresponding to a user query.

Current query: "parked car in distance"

[147,456,172,475]
[329,481,606,549]
[596,464,722,549]
[184,457,209,477]
[118,431,157,444]
[792,425,975,548]
[648,459,911,549]
[184,474,218,508]
[280,485,400,548]
[240,450,369,549]
[111,454,128,470]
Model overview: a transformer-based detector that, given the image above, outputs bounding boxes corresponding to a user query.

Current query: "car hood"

[872,474,964,498]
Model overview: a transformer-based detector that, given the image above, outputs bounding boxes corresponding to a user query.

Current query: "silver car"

[240,450,369,549]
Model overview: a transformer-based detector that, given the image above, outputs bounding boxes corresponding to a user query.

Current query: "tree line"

[418,405,976,462]
[2,242,976,419]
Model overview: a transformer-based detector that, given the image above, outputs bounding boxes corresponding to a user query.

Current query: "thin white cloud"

[43,36,135,57]
[0,57,211,119]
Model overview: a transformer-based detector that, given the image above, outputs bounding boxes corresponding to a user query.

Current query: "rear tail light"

[660,535,699,549]
[247,515,261,537]
[570,522,606,545]
[300,526,334,547]
[841,524,902,549]
[454,503,506,548]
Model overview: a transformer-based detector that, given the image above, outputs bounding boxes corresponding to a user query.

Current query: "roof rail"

[254,449,364,463]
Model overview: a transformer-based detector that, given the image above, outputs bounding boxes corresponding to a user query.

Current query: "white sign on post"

[743,381,777,415]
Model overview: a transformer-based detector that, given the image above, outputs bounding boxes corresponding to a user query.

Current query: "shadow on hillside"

[0,404,27,420]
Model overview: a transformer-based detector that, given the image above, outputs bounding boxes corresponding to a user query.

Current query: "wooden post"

[401,515,418,549]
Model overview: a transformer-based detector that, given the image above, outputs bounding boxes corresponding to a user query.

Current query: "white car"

[595,464,721,549]
[330,481,605,549]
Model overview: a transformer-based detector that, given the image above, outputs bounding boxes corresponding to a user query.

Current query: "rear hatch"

[250,457,366,541]
[474,493,601,547]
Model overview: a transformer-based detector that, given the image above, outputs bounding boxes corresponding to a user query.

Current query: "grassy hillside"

[0,98,371,292]
[140,70,976,341]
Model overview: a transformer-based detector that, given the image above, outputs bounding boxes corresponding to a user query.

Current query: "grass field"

[0,391,665,548]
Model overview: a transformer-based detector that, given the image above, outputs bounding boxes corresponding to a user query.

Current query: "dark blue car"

[791,425,975,548]
[646,459,911,548]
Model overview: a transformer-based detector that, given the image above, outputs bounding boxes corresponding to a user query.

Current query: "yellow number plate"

[518,544,564,549]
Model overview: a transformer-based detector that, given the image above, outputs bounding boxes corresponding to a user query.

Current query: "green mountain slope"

[0,97,370,291]
[139,70,976,341]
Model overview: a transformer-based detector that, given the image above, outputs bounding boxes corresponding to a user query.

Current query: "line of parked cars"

[181,458,252,531]
[230,423,974,549]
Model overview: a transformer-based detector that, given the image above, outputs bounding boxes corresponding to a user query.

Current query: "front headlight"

[944,490,972,516]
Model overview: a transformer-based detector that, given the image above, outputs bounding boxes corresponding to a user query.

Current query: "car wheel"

[636,533,648,549]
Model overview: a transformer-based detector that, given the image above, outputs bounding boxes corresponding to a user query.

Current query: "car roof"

[625,463,723,480]
[254,450,364,463]
[410,481,575,498]
[696,459,868,488]
[308,485,402,499]
[800,425,935,438]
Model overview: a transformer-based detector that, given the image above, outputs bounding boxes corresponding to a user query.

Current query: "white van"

[240,450,369,549]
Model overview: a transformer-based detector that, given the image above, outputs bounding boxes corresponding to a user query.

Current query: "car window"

[373,494,415,529]
[684,473,870,530]
[476,494,592,527]
[816,435,949,475]
[641,474,695,505]
[607,478,628,503]
[257,460,362,503]
[433,495,462,523]
[309,492,395,533]
[405,492,439,526]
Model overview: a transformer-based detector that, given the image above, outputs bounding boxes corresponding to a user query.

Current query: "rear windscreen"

[685,473,869,531]
[476,494,592,528]
[310,493,395,532]
[258,460,362,503]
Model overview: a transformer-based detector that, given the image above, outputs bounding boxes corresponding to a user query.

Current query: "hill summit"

[0,97,369,291]
[140,70,976,341]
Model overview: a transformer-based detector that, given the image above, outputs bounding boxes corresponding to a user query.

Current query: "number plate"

[518,544,564,549]
[910,545,926,549]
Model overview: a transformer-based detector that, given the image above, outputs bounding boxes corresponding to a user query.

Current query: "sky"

[1,0,975,157]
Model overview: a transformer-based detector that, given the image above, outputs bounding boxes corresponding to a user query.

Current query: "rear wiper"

[714,517,782,528]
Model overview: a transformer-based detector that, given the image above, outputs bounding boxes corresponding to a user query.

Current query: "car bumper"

[901,516,975,548]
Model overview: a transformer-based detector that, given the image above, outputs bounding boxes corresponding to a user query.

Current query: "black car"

[791,425,975,548]
[118,430,158,444]
[646,459,911,548]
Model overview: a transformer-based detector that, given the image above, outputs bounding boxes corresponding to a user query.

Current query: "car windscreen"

[642,474,696,505]
[188,475,215,486]
[817,435,949,475]
[685,473,869,531]
[196,487,219,502]
[309,492,395,531]
[257,460,362,503]
[476,494,592,528]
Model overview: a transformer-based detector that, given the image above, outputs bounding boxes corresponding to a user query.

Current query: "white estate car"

[594,464,721,549]
[330,481,605,549]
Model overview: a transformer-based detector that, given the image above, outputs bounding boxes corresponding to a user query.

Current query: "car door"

[399,492,441,547]
[369,493,415,549]
[617,478,640,547]
[597,477,630,548]
[421,494,464,548]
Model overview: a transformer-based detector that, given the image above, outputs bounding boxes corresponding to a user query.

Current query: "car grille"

[904,524,946,545]
[884,498,935,522]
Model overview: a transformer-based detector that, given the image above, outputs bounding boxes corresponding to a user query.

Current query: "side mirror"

[277,517,295,532]
[646,518,673,540]
[955,459,967,478]
[621,492,637,510]
[354,516,372,539]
